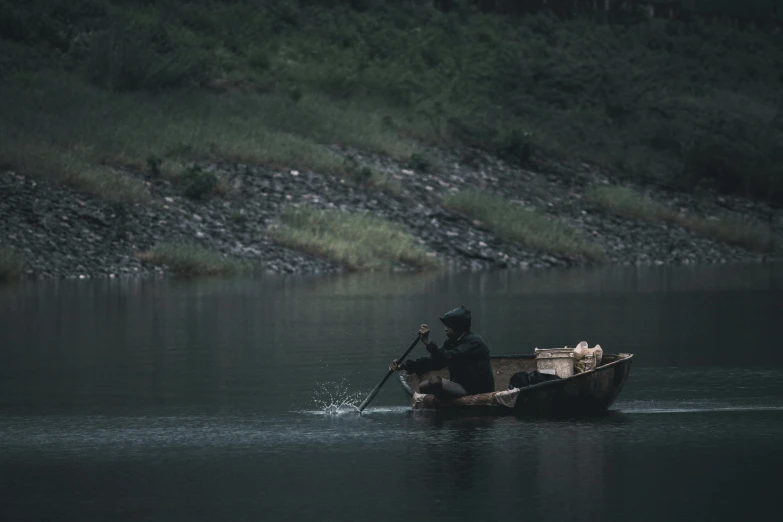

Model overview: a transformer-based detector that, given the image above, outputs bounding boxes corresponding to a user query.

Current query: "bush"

[248,47,271,71]
[146,155,162,177]
[408,151,434,172]
[3,1,783,207]
[495,128,533,167]
[181,165,218,200]
[343,155,372,183]
[341,154,399,192]
[82,22,208,91]
[354,166,374,183]
[684,134,783,206]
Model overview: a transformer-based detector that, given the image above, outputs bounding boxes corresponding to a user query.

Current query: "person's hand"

[389,360,404,372]
[418,324,430,344]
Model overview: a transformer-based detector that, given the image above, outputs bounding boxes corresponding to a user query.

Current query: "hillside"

[0,0,781,278]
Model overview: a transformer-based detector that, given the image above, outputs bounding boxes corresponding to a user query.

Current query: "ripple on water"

[617,398,783,414]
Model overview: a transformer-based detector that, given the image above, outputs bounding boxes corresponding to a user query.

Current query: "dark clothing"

[508,370,561,389]
[403,332,495,395]
[419,376,467,400]
[439,305,472,335]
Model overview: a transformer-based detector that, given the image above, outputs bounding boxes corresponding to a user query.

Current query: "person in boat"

[389,305,495,400]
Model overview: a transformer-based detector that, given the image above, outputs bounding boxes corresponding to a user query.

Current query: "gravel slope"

[1,148,780,279]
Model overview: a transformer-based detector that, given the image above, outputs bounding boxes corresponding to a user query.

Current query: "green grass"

[0,72,420,202]
[2,1,782,204]
[0,129,151,205]
[273,6,783,201]
[586,186,676,223]
[444,190,605,262]
[136,242,246,276]
[680,215,778,253]
[0,247,25,281]
[363,171,401,195]
[587,185,779,253]
[269,206,440,271]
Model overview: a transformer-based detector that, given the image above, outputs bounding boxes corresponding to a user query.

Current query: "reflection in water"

[1,265,782,522]
[3,262,779,303]
[401,414,497,522]
[535,423,606,521]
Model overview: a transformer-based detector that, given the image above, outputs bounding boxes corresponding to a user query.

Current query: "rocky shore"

[1,147,781,279]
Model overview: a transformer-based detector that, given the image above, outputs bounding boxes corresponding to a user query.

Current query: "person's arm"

[401,323,443,374]
[402,347,447,374]
[389,324,447,374]
[390,342,447,374]
[429,337,486,363]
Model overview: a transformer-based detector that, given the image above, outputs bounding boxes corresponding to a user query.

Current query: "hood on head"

[439,305,472,334]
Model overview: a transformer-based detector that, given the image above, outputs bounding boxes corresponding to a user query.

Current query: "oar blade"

[357,335,420,413]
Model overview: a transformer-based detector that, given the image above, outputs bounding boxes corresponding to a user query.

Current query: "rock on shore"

[1,147,780,279]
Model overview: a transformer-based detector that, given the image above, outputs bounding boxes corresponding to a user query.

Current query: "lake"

[1,264,782,521]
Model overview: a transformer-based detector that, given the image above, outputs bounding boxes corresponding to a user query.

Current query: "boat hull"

[398,353,633,417]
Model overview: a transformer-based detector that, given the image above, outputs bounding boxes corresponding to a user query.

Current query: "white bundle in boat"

[574,341,603,373]
[534,347,576,378]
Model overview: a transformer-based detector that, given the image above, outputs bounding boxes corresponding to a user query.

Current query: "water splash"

[310,379,363,415]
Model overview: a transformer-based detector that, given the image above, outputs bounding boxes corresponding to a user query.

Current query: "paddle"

[357,334,421,413]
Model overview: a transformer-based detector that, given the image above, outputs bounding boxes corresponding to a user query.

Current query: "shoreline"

[1,147,781,280]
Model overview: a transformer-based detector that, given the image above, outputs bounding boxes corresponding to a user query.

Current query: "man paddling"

[389,306,495,399]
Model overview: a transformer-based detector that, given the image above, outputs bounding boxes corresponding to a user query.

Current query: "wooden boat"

[398,353,633,417]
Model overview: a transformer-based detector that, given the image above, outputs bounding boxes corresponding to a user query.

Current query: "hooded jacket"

[403,306,495,395]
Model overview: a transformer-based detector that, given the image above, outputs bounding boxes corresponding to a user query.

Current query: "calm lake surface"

[1,265,782,522]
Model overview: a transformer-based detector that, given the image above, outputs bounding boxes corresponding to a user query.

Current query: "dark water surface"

[1,265,782,521]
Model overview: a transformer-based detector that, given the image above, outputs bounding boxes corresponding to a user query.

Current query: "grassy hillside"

[1,0,782,204]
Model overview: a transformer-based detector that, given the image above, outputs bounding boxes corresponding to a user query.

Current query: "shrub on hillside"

[146,155,162,177]
[4,1,782,207]
[684,132,783,206]
[343,155,375,183]
[341,154,399,192]
[0,0,108,50]
[82,22,208,91]
[684,139,751,193]
[495,128,534,167]
[408,152,433,173]
[181,165,217,200]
